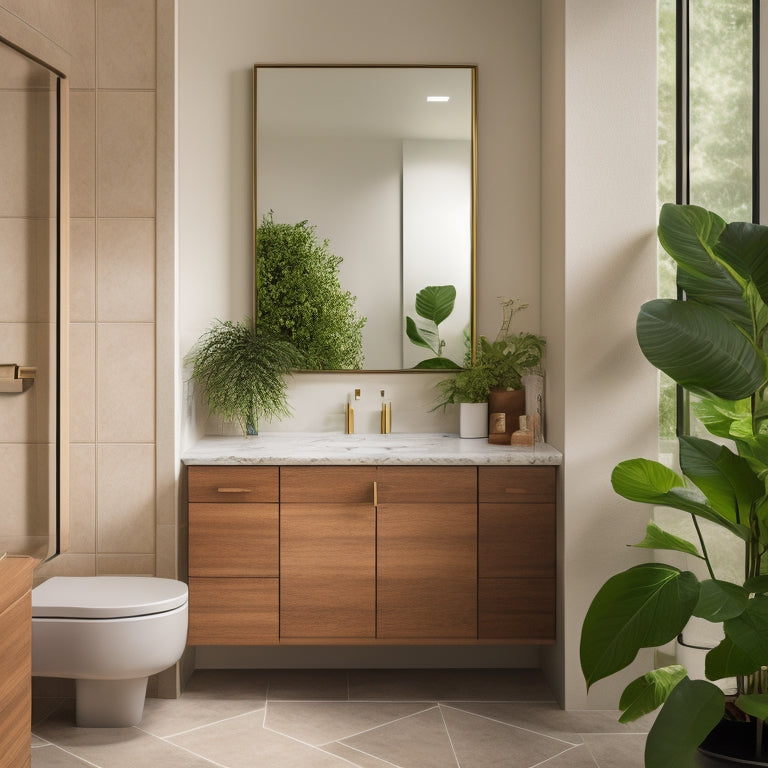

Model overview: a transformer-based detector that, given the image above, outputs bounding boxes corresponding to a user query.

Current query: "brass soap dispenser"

[346,389,360,434]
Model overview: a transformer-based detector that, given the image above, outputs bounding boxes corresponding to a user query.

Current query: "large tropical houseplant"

[580,203,768,767]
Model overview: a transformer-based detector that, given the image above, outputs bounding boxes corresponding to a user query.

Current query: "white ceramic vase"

[459,402,488,438]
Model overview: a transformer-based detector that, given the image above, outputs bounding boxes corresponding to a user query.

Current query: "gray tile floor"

[31,668,657,768]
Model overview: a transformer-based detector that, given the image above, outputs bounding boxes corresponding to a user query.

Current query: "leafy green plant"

[185,318,304,434]
[580,203,768,767]
[256,212,366,370]
[406,284,461,369]
[434,300,545,408]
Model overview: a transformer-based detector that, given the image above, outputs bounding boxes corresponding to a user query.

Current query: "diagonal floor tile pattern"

[32,668,657,768]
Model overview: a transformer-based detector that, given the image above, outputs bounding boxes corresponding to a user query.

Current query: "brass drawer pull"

[217,487,252,494]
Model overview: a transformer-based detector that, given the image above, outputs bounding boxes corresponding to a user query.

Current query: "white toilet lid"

[32,576,188,619]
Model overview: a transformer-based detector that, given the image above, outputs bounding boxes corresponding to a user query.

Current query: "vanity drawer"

[478,466,555,504]
[478,578,555,641]
[188,465,278,503]
[188,577,278,644]
[479,503,555,578]
[189,503,278,577]
[376,466,477,503]
[280,466,377,503]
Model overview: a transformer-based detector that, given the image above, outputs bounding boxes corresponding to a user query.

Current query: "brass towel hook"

[0,364,37,393]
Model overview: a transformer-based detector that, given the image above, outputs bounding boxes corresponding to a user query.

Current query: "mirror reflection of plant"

[185,318,304,435]
[256,212,366,370]
[406,284,461,369]
[579,203,768,768]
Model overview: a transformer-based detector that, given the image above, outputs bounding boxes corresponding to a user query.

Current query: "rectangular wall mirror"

[253,65,476,371]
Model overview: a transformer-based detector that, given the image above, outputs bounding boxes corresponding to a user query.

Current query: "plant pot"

[699,719,768,766]
[487,388,525,444]
[459,402,488,438]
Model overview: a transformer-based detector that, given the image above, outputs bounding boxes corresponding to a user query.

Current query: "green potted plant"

[580,203,768,767]
[256,212,366,370]
[434,300,546,439]
[406,284,462,369]
[185,318,304,435]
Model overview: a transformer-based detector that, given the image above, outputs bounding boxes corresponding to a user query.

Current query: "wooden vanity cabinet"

[280,467,376,639]
[186,463,557,646]
[0,556,36,768]
[187,466,279,644]
[478,466,556,641]
[376,467,477,639]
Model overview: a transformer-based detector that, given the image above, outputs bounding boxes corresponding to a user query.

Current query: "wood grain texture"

[478,577,555,641]
[0,558,35,768]
[280,503,375,638]
[377,503,477,638]
[187,465,279,503]
[479,503,555,578]
[189,503,278,577]
[188,577,278,644]
[280,466,377,503]
[376,466,477,503]
[478,466,556,504]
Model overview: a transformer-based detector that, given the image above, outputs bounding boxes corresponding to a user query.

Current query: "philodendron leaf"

[632,521,702,558]
[694,395,752,440]
[637,298,767,401]
[693,580,749,622]
[414,285,456,326]
[405,315,438,352]
[580,564,699,689]
[611,459,750,541]
[618,665,687,724]
[744,575,768,594]
[736,693,768,722]
[678,435,763,526]
[722,595,768,671]
[657,203,726,274]
[706,635,759,679]
[644,677,724,768]
[412,357,461,369]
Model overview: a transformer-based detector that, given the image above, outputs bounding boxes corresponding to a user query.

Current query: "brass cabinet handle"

[217,487,252,494]
[373,481,378,507]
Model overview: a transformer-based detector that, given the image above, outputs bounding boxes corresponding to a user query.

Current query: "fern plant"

[256,213,366,369]
[186,318,304,434]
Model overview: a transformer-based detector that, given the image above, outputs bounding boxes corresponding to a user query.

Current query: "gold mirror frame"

[253,64,477,372]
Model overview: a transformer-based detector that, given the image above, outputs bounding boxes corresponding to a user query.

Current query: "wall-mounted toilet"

[32,576,188,727]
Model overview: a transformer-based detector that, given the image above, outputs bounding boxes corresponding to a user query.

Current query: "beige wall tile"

[0,218,51,323]
[97,553,155,574]
[154,522,175,578]
[97,0,156,89]
[70,218,96,322]
[60,0,97,89]
[0,445,44,536]
[97,218,155,322]
[69,322,96,442]
[97,322,155,442]
[98,90,156,217]
[96,443,155,553]
[33,553,97,585]
[67,443,96,552]
[70,90,96,218]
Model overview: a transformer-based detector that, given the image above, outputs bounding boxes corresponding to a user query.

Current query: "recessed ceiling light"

[427,95,450,102]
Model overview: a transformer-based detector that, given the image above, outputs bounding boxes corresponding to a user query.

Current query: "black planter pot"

[699,720,768,766]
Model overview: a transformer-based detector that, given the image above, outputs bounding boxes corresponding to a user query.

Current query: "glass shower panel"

[0,41,61,560]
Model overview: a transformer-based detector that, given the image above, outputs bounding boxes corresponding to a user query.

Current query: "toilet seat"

[32,576,188,619]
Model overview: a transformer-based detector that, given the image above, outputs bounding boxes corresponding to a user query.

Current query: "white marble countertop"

[182,433,563,466]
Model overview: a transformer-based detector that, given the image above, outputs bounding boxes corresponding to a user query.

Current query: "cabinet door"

[281,503,375,639]
[189,503,278,577]
[188,577,278,644]
[478,467,556,642]
[377,501,477,639]
[280,466,377,639]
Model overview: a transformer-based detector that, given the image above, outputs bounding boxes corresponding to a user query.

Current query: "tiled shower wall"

[0,0,176,584]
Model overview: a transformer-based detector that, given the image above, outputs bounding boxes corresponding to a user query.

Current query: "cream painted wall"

[541,0,659,709]
[178,0,542,444]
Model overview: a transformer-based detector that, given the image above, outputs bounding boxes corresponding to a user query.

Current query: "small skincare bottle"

[380,390,391,434]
